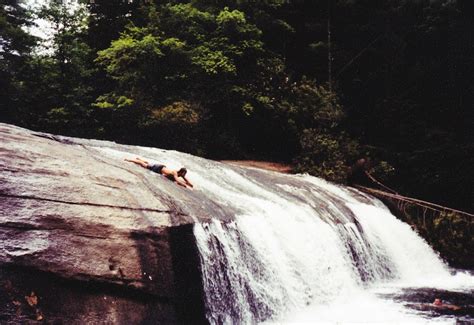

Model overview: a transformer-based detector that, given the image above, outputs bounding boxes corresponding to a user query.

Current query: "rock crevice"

[0,192,188,215]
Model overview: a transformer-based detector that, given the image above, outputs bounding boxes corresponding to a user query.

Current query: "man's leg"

[124,157,148,168]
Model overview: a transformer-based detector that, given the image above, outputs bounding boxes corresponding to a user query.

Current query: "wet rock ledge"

[0,123,208,324]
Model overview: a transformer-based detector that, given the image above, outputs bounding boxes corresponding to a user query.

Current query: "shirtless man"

[432,298,461,311]
[125,157,193,189]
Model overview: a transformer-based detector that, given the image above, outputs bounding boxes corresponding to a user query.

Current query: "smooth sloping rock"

[2,124,192,292]
[0,123,214,323]
[0,123,377,323]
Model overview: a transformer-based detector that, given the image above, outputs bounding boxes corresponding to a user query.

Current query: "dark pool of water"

[378,287,474,324]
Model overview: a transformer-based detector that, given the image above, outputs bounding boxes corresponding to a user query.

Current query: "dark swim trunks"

[147,164,165,174]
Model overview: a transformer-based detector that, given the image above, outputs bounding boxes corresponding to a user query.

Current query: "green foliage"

[93,94,134,110]
[280,79,359,182]
[93,2,274,156]
[288,79,344,130]
[0,0,36,56]
[161,3,214,43]
[150,101,201,125]
[97,32,164,83]
[140,100,205,154]
[370,160,396,182]
[294,131,360,183]
[400,207,474,268]
[12,0,99,136]
[191,46,236,75]
[0,0,37,123]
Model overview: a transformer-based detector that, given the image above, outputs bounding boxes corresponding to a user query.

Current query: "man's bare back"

[125,157,193,189]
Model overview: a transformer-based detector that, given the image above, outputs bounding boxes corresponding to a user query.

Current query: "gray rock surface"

[0,123,212,323]
[0,123,375,323]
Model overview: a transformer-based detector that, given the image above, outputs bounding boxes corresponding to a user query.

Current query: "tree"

[94,3,280,155]
[289,79,360,182]
[23,0,97,136]
[0,0,37,124]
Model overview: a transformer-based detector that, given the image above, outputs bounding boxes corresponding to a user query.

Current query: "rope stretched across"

[356,186,474,218]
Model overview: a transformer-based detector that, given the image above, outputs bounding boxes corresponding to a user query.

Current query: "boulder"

[0,123,209,323]
[0,123,374,323]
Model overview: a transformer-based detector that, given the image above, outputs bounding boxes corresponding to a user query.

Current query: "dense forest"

[1,0,473,212]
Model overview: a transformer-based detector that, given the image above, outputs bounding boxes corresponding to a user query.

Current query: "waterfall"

[191,171,471,324]
[94,145,472,323]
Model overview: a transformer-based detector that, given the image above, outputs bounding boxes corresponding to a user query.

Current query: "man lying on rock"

[125,157,194,189]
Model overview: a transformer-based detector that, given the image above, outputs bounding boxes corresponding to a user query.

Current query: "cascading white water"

[95,145,473,323]
[190,170,473,324]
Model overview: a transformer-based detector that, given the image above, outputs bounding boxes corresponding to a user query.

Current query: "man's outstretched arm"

[183,176,193,188]
[173,173,190,188]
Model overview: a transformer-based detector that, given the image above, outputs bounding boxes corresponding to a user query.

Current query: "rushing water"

[189,168,474,324]
[4,124,471,324]
[96,144,473,324]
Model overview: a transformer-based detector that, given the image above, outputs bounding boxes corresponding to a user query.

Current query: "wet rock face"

[0,123,207,323]
[0,123,378,323]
